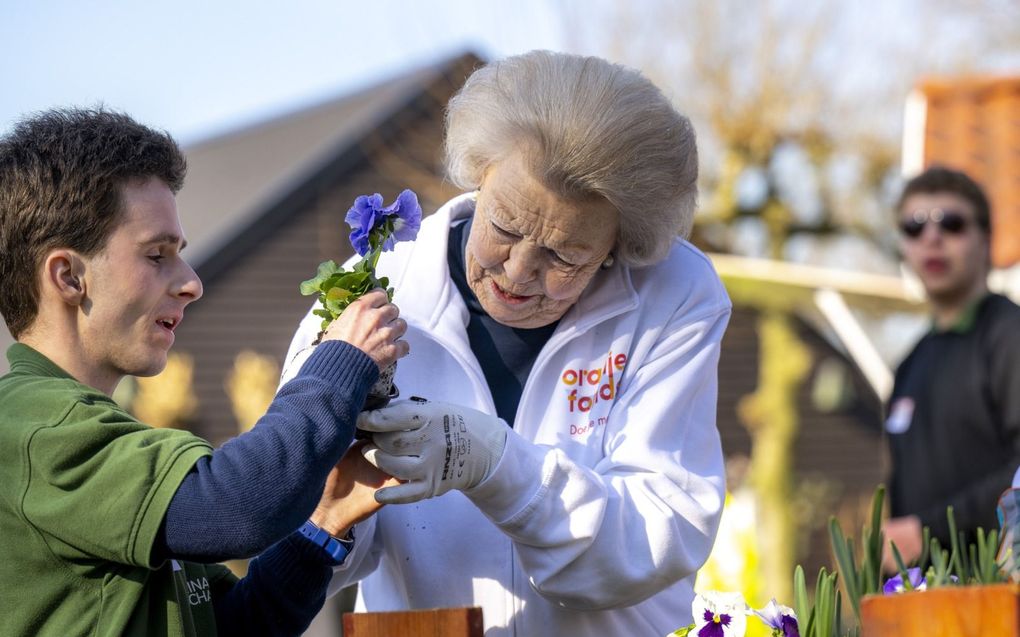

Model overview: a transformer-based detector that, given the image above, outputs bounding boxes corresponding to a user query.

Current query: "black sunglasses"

[899,208,970,239]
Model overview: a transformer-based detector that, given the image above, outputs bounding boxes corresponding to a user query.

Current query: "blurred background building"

[1,1,1017,633]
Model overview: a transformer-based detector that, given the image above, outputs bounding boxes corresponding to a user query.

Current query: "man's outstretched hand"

[310,440,400,538]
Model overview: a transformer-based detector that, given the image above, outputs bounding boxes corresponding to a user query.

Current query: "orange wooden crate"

[861,583,1020,637]
[342,607,483,637]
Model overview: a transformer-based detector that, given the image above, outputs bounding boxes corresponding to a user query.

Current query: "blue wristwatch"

[297,520,354,565]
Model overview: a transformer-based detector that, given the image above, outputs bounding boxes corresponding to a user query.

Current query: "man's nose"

[175,262,204,303]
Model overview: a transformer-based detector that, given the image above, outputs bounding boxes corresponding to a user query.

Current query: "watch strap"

[297,519,353,565]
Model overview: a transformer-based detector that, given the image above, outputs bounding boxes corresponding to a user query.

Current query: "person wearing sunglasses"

[881,165,1020,573]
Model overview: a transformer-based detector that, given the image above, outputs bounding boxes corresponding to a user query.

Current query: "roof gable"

[176,54,479,270]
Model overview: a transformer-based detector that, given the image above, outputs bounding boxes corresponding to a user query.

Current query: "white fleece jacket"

[284,194,731,637]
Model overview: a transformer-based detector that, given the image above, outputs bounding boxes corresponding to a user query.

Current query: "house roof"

[176,57,466,271]
[0,53,481,375]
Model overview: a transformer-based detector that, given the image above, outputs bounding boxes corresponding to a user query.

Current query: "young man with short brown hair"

[0,108,406,636]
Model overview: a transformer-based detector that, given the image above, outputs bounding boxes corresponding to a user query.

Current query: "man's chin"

[925,282,978,307]
[131,355,169,378]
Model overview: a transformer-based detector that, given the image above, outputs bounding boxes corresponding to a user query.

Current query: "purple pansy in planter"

[882,567,927,594]
[753,599,799,637]
[692,592,747,637]
[345,189,422,256]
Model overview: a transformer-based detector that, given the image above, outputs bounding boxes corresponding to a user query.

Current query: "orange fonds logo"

[561,351,627,414]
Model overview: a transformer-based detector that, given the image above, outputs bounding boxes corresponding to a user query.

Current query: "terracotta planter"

[343,607,483,636]
[861,583,1020,636]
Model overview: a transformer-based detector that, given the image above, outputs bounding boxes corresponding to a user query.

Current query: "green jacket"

[0,344,236,636]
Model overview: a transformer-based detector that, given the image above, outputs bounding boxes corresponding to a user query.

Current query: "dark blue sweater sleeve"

[213,532,335,637]
[156,340,378,562]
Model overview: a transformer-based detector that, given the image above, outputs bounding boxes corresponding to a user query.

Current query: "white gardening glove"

[358,399,508,504]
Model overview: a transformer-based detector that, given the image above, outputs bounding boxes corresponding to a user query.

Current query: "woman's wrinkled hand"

[320,289,409,370]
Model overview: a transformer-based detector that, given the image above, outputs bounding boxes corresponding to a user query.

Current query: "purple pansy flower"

[345,189,422,256]
[345,193,383,256]
[754,599,799,637]
[698,609,734,637]
[692,592,747,637]
[882,567,927,594]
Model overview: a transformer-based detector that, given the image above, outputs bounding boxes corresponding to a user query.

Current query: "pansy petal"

[390,189,422,241]
[697,623,725,637]
[349,230,371,256]
[693,592,747,637]
[344,200,364,228]
[724,611,746,636]
[883,567,926,595]
[692,593,716,627]
[781,615,800,637]
[346,194,380,228]
[753,599,782,626]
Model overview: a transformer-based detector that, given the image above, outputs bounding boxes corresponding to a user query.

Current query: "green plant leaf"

[300,260,342,295]
[929,538,952,587]
[862,486,885,596]
[835,591,843,637]
[829,517,861,620]
[890,542,913,591]
[946,505,964,580]
[326,287,353,302]
[324,297,348,316]
[794,565,809,627]
[918,525,931,573]
[338,271,370,289]
[812,567,838,637]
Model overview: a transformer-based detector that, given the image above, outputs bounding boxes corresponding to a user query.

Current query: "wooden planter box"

[342,607,483,637]
[861,583,1020,636]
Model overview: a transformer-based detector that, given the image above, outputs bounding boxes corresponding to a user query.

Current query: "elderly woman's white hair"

[444,50,698,268]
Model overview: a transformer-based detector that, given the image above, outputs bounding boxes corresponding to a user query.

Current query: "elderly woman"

[284,50,731,636]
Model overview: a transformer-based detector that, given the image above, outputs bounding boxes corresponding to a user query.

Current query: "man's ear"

[43,250,86,305]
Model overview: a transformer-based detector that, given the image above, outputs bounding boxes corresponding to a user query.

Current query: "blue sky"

[0,0,565,144]
[4,0,1015,147]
